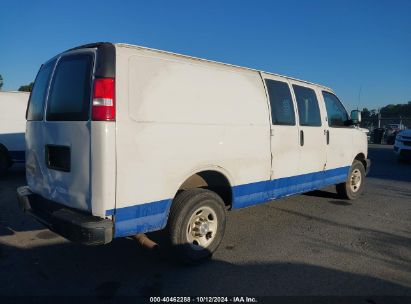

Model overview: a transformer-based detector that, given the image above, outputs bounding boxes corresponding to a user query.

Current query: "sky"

[0,0,410,111]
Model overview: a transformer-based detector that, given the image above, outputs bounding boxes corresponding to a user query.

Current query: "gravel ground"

[0,144,410,298]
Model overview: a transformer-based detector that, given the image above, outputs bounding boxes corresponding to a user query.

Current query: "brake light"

[92,78,115,121]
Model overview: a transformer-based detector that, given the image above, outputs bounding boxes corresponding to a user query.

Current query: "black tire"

[336,160,365,200]
[166,188,226,264]
[0,148,11,177]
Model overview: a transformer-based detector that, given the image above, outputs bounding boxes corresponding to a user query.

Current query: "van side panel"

[113,46,271,237]
[352,129,368,160]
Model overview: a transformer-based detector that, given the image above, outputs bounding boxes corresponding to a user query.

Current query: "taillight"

[92,78,115,121]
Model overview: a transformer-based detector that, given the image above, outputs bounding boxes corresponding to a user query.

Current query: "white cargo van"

[17,42,370,262]
[0,91,29,175]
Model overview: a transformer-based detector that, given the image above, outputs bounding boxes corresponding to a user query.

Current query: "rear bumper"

[16,186,113,245]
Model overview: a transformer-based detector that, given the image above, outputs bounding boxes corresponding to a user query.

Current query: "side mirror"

[351,110,362,125]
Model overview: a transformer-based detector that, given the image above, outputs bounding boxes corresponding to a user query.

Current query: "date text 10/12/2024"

[150,297,258,303]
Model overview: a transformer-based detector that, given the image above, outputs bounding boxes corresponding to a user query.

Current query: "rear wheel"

[336,160,365,200]
[167,188,226,263]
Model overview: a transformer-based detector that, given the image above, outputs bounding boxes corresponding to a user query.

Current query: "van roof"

[115,43,333,92]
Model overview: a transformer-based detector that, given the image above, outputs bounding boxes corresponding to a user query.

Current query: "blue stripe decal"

[107,199,172,238]
[105,209,115,216]
[232,166,350,209]
[108,166,350,238]
[9,150,25,162]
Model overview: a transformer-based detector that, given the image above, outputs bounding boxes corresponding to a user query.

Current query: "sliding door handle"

[300,130,304,146]
[326,130,330,145]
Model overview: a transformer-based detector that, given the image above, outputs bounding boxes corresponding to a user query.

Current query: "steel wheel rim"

[186,206,218,251]
[350,168,362,192]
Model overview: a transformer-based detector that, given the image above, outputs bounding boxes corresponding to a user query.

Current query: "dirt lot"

[0,144,410,297]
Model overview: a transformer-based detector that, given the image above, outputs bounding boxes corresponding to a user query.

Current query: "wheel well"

[0,144,12,169]
[354,153,367,170]
[178,170,232,208]
[0,144,11,160]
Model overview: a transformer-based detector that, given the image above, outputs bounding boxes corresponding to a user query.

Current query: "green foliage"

[0,74,3,90]
[362,108,371,119]
[18,82,34,92]
[380,103,411,118]
[363,103,411,119]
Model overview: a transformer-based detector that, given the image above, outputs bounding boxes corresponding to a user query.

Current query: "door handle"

[326,130,330,145]
[300,130,304,146]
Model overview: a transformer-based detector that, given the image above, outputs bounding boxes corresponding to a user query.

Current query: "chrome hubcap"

[186,206,217,250]
[350,168,362,192]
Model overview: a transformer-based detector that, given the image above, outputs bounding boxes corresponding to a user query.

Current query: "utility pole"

[377,108,381,128]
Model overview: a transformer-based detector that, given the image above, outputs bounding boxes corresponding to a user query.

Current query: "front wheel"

[336,160,365,200]
[166,188,226,263]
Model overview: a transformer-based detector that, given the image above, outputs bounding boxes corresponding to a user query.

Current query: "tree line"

[0,74,33,92]
[362,103,411,119]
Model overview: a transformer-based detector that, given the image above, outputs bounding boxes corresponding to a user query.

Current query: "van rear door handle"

[326,130,330,145]
[300,130,304,146]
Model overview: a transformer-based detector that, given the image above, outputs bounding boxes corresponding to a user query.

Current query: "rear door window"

[46,53,93,121]
[265,79,296,125]
[26,60,56,121]
[293,85,322,127]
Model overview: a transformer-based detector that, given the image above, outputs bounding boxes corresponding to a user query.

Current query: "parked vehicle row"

[365,124,408,145]
[15,42,370,262]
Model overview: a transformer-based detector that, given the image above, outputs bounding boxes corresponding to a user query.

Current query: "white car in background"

[0,91,29,175]
[394,130,411,161]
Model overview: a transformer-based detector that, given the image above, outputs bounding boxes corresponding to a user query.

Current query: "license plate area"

[45,145,71,172]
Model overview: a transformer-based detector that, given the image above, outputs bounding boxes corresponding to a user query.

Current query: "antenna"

[357,85,362,110]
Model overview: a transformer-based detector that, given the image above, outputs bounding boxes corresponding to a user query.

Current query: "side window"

[322,91,349,127]
[293,85,322,127]
[26,60,56,121]
[265,79,295,125]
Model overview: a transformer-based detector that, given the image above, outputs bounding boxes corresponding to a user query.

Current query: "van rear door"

[26,49,95,213]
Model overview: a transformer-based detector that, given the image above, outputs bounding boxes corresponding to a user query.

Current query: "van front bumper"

[16,186,113,245]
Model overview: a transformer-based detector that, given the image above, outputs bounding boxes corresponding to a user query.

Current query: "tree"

[362,107,371,119]
[18,82,34,92]
[380,103,411,118]
[0,74,3,90]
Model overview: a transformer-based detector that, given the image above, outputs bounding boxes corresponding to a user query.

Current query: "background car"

[393,130,411,161]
